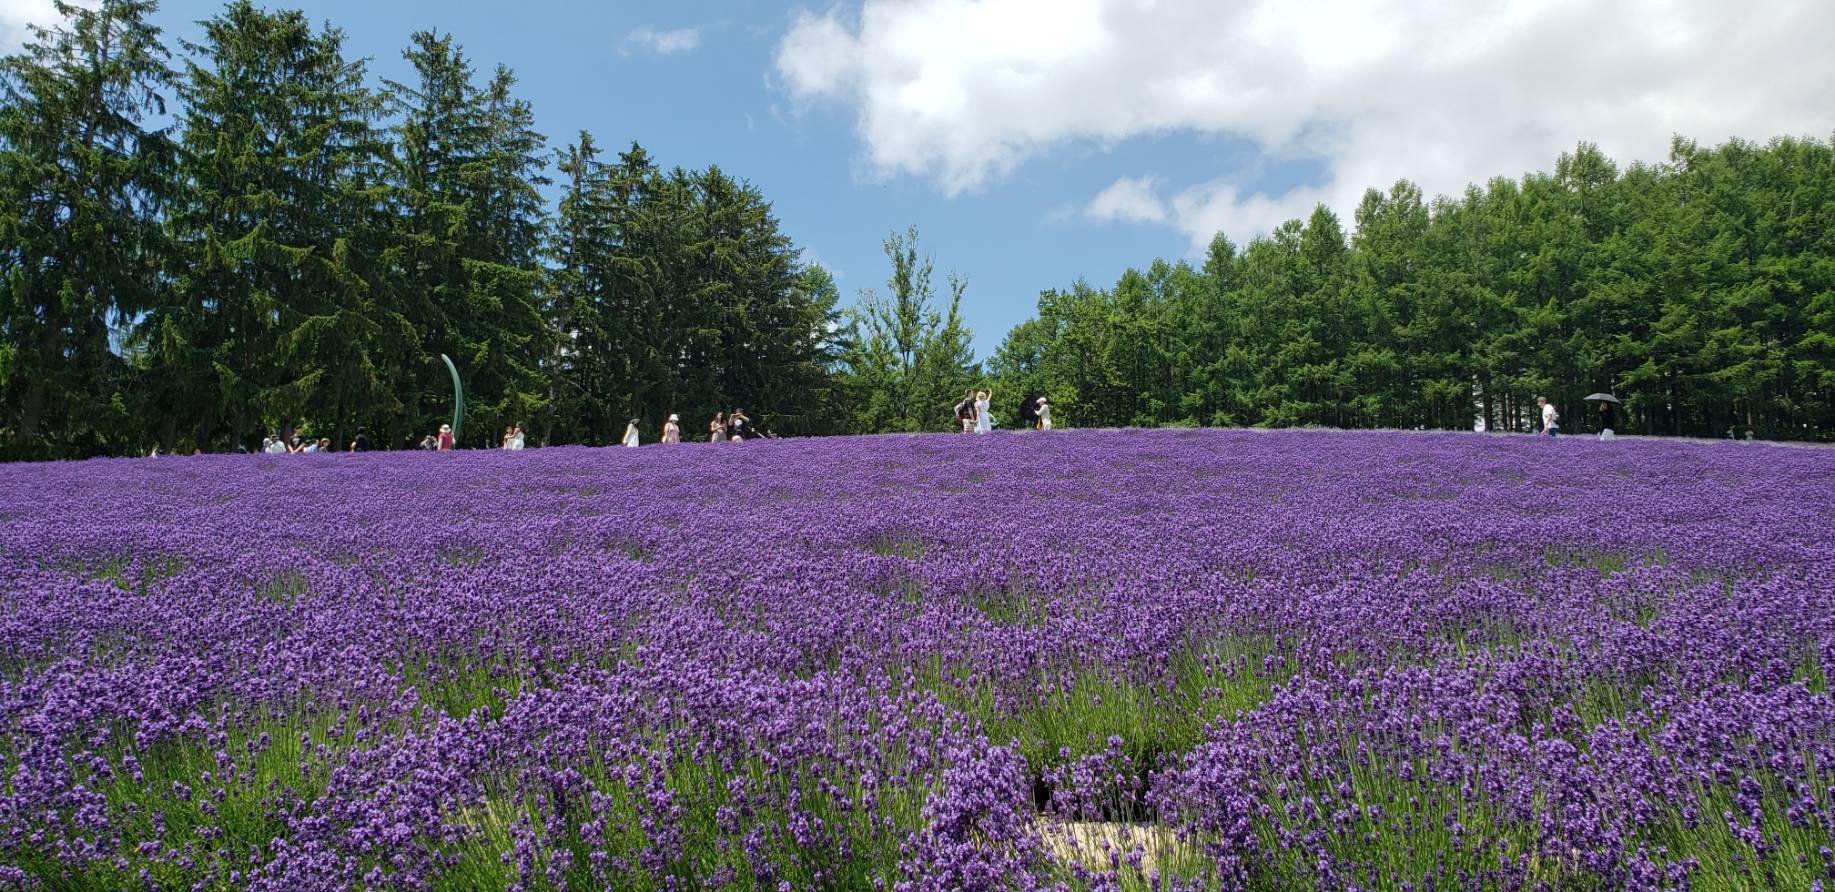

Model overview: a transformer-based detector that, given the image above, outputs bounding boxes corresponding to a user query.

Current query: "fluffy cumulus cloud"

[622,25,702,57]
[1084,175,1167,224]
[775,0,1835,250]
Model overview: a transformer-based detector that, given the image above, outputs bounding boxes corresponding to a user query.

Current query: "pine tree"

[0,0,172,458]
[385,32,549,448]
[143,0,393,452]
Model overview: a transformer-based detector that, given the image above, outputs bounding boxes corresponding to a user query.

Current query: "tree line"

[3,1,1830,460]
[990,138,1835,439]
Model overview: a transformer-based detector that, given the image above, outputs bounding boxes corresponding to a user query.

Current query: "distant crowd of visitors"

[153,391,1711,457]
[620,408,763,447]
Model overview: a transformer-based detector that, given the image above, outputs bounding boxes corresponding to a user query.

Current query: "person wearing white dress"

[509,424,525,450]
[662,414,681,444]
[621,420,640,448]
[1036,396,1052,431]
[973,389,993,434]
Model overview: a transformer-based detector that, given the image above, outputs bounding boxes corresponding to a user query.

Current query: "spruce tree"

[144,0,393,451]
[0,0,172,457]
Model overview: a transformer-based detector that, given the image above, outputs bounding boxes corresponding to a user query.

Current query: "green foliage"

[382,33,551,450]
[1,0,1830,454]
[0,2,851,457]
[0,0,173,459]
[546,138,839,444]
[994,139,1835,440]
[836,226,979,433]
[141,1,394,454]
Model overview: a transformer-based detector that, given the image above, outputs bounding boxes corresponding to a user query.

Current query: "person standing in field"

[730,408,751,440]
[509,423,525,450]
[1036,396,1052,431]
[1537,398,1558,438]
[501,426,514,449]
[709,412,726,443]
[1597,401,1616,441]
[974,389,993,434]
[437,424,454,451]
[351,427,370,452]
[622,419,640,448]
[954,389,976,433]
[662,414,681,444]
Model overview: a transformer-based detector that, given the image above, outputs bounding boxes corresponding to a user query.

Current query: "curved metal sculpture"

[440,353,463,444]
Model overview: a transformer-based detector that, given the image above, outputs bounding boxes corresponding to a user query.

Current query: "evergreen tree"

[0,0,172,458]
[384,32,548,448]
[837,227,976,432]
[142,0,393,452]
[993,137,1834,441]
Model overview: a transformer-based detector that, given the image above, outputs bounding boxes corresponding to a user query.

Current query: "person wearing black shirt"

[1597,401,1617,441]
[351,427,370,452]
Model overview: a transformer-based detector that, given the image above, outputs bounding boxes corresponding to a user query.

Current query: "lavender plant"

[1,429,1829,890]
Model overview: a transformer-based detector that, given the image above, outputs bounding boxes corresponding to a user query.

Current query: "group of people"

[1535,397,1616,440]
[953,389,1052,434]
[259,426,374,454]
[415,424,457,451]
[167,393,1657,456]
[619,409,759,447]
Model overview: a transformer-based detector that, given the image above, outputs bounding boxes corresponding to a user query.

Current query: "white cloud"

[621,25,701,57]
[775,0,1835,251]
[0,0,64,52]
[1084,175,1167,224]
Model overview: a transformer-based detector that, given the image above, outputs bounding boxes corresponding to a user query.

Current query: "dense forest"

[993,140,1835,439]
[1,0,1830,459]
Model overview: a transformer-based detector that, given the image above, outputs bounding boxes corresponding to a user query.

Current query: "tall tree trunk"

[19,324,64,440]
[20,383,47,441]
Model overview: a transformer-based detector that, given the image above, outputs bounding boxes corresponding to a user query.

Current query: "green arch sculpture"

[440,353,463,444]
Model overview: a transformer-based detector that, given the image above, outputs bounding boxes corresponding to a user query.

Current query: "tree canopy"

[991,139,1835,440]
[1,1,1829,457]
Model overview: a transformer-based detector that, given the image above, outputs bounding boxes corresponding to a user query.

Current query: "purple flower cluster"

[0,429,1830,889]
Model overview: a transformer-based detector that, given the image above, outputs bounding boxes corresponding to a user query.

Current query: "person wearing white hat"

[1036,396,1052,431]
[662,413,681,444]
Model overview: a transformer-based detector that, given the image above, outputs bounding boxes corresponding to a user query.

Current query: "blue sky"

[108,0,1248,357]
[4,0,1829,358]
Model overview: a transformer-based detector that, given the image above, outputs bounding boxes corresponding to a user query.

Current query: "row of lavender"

[1,429,1831,890]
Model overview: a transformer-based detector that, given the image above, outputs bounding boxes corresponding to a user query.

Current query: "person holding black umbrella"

[1584,392,1620,441]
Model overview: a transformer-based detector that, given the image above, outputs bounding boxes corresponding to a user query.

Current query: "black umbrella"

[1583,392,1620,404]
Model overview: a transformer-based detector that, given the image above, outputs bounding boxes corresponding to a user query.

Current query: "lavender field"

[1,429,1831,891]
